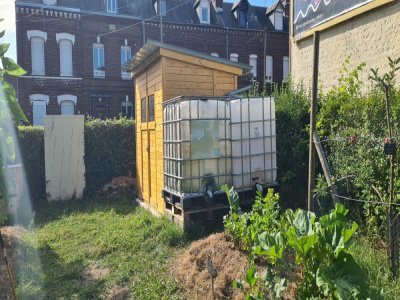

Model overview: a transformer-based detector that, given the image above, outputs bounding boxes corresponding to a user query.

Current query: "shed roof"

[130,40,251,76]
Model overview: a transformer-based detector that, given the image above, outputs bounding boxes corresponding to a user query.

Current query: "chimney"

[212,0,223,13]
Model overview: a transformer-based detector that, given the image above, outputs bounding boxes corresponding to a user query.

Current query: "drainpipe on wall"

[263,30,267,87]
[142,19,146,46]
[225,28,229,59]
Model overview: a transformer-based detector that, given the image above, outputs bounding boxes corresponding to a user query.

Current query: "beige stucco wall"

[291,1,400,91]
[44,116,85,201]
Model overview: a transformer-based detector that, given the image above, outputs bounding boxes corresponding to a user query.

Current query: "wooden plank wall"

[136,54,239,215]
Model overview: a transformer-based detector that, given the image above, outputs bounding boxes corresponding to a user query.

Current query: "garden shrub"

[274,82,310,210]
[17,126,45,207]
[84,116,135,196]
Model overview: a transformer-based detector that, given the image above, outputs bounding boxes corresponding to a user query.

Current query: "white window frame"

[93,43,105,78]
[56,33,75,77]
[121,45,132,80]
[107,0,117,13]
[265,55,273,83]
[230,53,239,62]
[30,94,49,126]
[122,95,133,118]
[198,0,210,24]
[27,30,47,76]
[58,94,77,116]
[249,54,257,79]
[283,56,290,82]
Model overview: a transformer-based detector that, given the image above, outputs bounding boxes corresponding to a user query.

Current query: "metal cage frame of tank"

[162,96,232,201]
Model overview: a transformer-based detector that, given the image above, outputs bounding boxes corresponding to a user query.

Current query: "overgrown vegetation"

[14,195,186,299]
[317,58,400,234]
[224,187,374,299]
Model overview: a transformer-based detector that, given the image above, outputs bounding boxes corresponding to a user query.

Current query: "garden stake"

[0,230,18,300]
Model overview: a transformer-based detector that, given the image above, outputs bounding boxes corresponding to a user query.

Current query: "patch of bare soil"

[102,176,136,193]
[170,232,249,300]
[170,232,300,300]
[81,264,110,287]
[0,226,28,300]
[107,285,131,300]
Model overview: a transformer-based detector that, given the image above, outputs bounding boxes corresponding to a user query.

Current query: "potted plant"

[0,18,27,225]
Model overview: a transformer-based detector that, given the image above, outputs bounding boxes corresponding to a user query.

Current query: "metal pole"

[307,31,320,212]
[160,0,163,43]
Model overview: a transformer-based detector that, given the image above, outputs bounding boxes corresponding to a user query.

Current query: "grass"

[14,195,187,299]
[350,235,400,299]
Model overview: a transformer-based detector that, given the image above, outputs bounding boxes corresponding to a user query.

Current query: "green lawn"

[15,195,186,299]
[10,195,400,299]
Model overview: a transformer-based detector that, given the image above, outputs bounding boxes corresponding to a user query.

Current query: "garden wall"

[291,1,400,90]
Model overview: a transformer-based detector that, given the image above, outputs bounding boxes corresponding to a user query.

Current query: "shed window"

[265,55,273,83]
[60,100,75,115]
[107,0,117,13]
[283,56,290,82]
[31,37,45,75]
[141,97,147,122]
[59,39,73,76]
[249,54,257,79]
[32,100,46,126]
[148,95,155,122]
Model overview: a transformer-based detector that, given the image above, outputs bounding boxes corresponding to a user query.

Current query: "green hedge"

[18,126,46,206]
[17,117,135,205]
[84,117,135,195]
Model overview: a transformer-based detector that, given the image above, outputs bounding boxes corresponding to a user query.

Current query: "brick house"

[15,0,289,125]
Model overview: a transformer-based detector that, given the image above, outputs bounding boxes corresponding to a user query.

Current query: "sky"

[0,0,275,62]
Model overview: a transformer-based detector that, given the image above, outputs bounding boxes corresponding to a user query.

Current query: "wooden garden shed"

[131,40,250,214]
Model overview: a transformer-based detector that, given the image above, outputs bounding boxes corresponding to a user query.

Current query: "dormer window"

[238,9,246,27]
[154,0,167,17]
[107,0,117,13]
[196,0,210,24]
[232,0,249,28]
[274,9,283,30]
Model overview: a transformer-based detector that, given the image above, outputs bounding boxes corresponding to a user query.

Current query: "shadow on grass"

[38,244,107,299]
[33,191,137,226]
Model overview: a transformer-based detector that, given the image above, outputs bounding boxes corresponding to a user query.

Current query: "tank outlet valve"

[256,183,263,193]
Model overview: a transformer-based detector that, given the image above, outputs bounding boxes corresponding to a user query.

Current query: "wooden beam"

[313,132,339,203]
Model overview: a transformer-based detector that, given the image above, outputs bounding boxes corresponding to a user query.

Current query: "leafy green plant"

[0,18,26,224]
[223,186,281,251]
